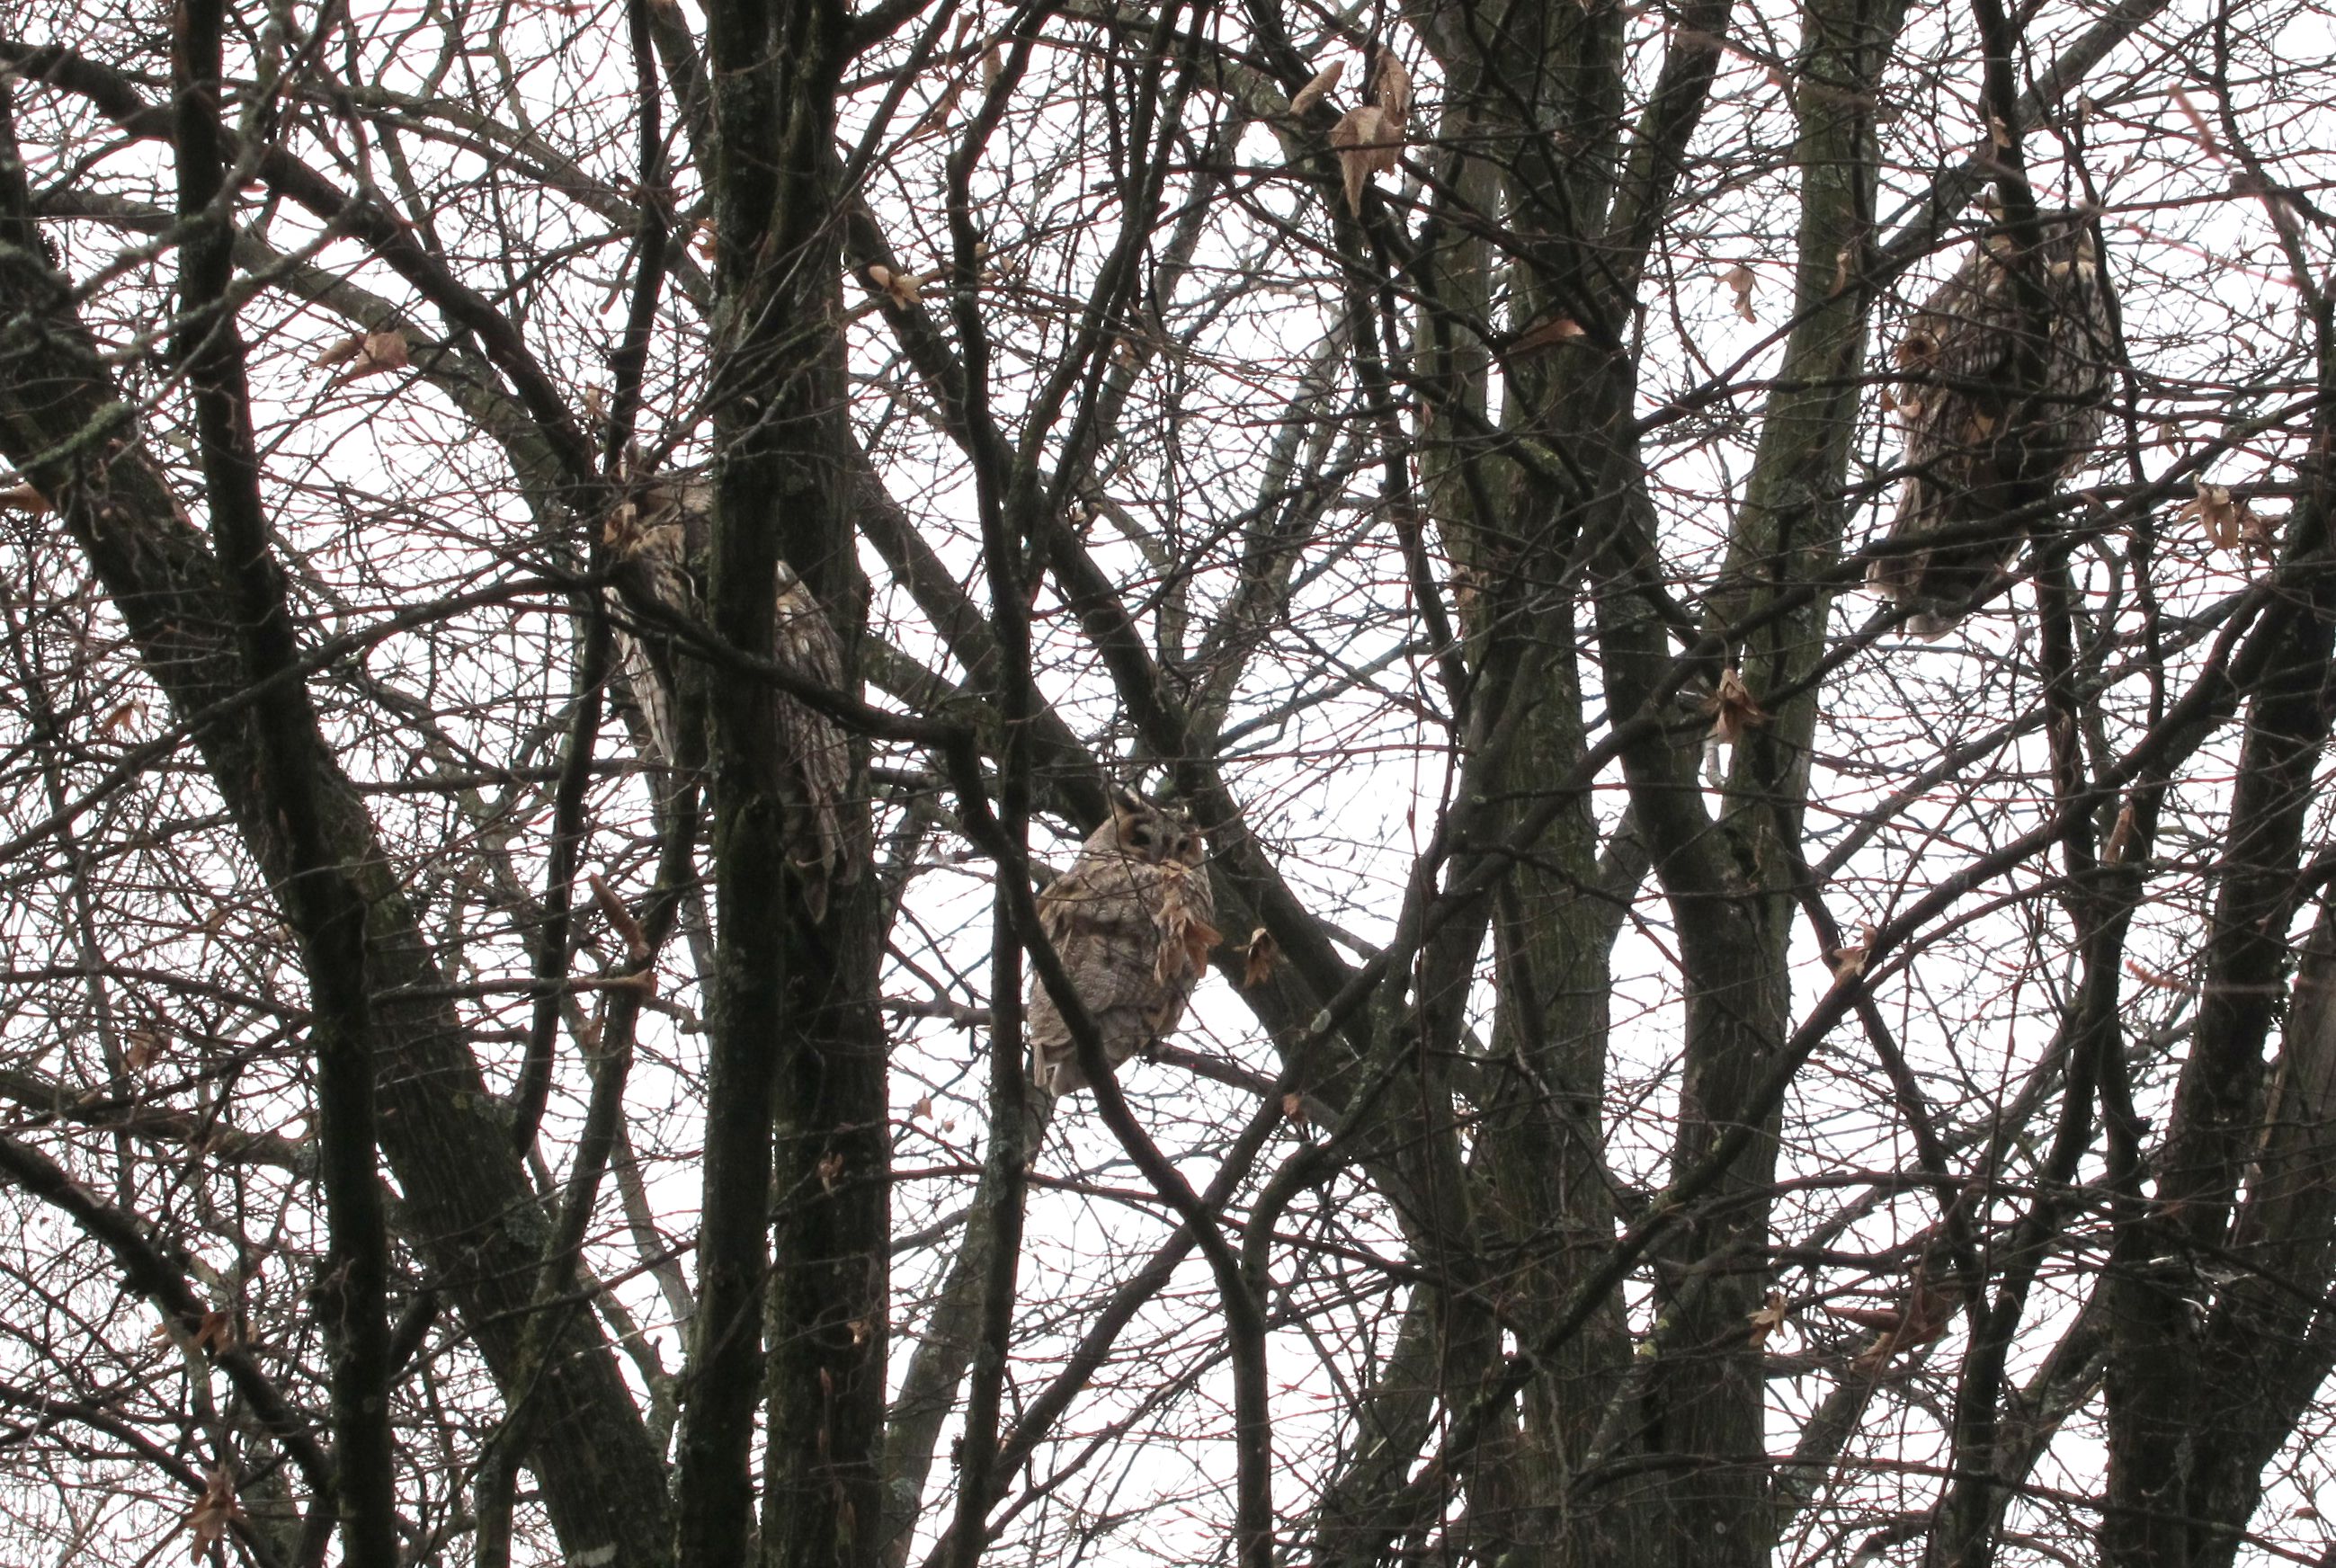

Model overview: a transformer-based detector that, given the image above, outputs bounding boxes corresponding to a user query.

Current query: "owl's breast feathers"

[1026,846,1219,1096]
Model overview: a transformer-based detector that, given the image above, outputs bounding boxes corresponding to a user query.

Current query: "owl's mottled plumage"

[605,479,854,918]
[1869,213,2114,635]
[1027,789,1219,1097]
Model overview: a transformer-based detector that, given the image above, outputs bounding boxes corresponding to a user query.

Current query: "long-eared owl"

[1868,210,2115,635]
[603,478,855,920]
[1026,788,1219,1097]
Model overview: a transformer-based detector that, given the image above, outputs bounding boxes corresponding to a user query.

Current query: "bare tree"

[2,0,2333,1564]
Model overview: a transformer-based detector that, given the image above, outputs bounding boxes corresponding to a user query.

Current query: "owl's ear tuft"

[1111,785,1149,821]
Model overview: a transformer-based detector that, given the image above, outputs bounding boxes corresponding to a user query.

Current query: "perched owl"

[1026,789,1220,1096]
[1868,211,2114,635]
[603,478,855,920]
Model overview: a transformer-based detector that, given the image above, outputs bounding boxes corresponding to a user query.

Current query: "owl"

[1026,789,1220,1096]
[1868,211,2114,635]
[603,478,855,920]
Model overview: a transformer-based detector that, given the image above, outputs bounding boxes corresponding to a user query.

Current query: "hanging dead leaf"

[981,40,1004,91]
[1243,926,1280,988]
[912,79,964,138]
[1721,263,1757,323]
[1281,1091,1308,1127]
[589,871,651,962]
[1329,105,1401,214]
[2179,481,2246,552]
[358,331,410,379]
[1824,923,1876,980]
[909,1093,933,1122]
[125,1027,167,1074]
[184,1465,245,1560]
[99,699,146,737]
[1746,1289,1788,1349]
[1289,58,1342,115]
[1509,314,1586,356]
[864,263,922,307]
[1849,1260,1958,1370]
[1372,47,1412,126]
[2102,798,2137,865]
[191,1310,235,1353]
[0,483,49,513]
[2125,959,2200,995]
[816,1149,845,1191]
[2242,505,2277,558]
[1964,411,1997,441]
[1703,666,1766,746]
[317,329,409,387]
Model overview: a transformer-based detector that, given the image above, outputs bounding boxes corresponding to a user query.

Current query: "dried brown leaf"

[1746,1289,1788,1349]
[1720,263,1757,323]
[2102,798,2137,865]
[1281,1091,1308,1127]
[1509,314,1586,355]
[589,871,651,962]
[981,40,1004,91]
[191,1310,235,1353]
[1243,926,1279,988]
[913,80,964,137]
[1329,105,1400,213]
[125,1027,167,1074]
[184,1466,245,1560]
[864,263,922,307]
[0,482,49,513]
[1823,923,1876,980]
[1289,58,1342,115]
[2180,480,2247,552]
[1703,666,1766,746]
[324,329,409,387]
[2242,505,2277,558]
[1372,47,1412,126]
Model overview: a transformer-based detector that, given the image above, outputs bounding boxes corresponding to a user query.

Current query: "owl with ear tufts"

[1868,209,2116,635]
[603,477,855,921]
[1026,788,1220,1097]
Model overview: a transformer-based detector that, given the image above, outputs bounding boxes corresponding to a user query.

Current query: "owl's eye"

[1127,826,1154,850]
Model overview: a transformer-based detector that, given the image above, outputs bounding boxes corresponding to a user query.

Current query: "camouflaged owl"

[1869,211,2115,635]
[604,478,854,921]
